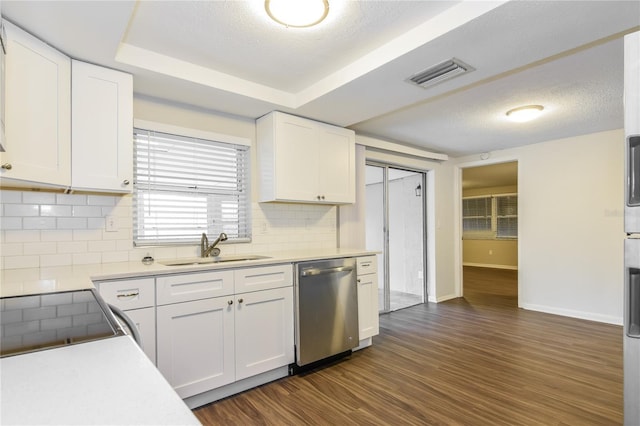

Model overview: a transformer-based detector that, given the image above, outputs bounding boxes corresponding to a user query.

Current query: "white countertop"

[0,335,200,425]
[0,247,376,425]
[1,248,376,297]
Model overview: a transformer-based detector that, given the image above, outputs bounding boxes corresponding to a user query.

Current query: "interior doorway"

[461,161,518,303]
[365,163,427,313]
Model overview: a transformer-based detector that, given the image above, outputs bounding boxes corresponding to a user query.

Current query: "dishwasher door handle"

[301,266,354,277]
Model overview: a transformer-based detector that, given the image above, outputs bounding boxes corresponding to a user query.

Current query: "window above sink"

[133,120,252,247]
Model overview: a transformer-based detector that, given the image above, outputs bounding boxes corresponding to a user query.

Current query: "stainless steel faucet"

[200,232,228,258]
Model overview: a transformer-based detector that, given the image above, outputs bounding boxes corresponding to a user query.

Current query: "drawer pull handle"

[116,292,139,299]
[228,300,233,305]
[238,298,244,304]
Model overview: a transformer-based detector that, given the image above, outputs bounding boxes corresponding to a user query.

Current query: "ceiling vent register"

[407,58,475,89]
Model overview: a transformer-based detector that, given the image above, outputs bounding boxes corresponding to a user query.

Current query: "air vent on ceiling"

[406,58,474,89]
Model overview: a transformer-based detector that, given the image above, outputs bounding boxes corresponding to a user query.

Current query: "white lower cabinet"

[155,264,294,400]
[94,277,156,363]
[122,307,156,364]
[235,286,293,381]
[357,256,380,344]
[157,296,235,398]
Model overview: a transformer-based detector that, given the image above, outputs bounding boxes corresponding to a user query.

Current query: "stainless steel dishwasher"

[294,257,359,369]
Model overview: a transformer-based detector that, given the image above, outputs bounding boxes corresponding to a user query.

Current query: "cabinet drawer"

[234,264,293,294]
[357,256,377,276]
[96,278,155,310]
[156,270,234,306]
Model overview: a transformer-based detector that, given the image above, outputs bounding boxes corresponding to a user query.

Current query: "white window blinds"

[133,128,251,246]
[496,195,517,238]
[463,196,492,233]
[462,194,518,239]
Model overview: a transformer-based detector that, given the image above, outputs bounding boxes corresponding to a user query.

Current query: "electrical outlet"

[105,215,118,232]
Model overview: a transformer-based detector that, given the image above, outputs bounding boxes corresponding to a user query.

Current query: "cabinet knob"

[321,195,325,200]
[1,163,12,170]
[228,300,233,305]
[357,279,361,283]
[317,195,321,200]
[238,298,244,304]
[122,179,130,186]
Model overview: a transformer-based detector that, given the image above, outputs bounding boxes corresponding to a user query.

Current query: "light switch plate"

[105,215,118,232]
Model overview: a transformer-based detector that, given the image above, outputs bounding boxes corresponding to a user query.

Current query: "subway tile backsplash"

[0,189,337,270]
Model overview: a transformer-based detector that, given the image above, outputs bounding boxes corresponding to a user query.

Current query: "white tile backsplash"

[23,217,57,230]
[1,189,338,269]
[39,254,72,268]
[4,204,39,217]
[56,193,87,205]
[22,192,56,205]
[1,191,22,203]
[40,205,73,217]
[0,218,22,230]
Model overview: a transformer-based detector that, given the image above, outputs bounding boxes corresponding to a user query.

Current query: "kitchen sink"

[159,255,271,266]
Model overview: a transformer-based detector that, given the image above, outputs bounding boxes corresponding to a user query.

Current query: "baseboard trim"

[429,293,458,303]
[520,303,622,326]
[463,262,518,270]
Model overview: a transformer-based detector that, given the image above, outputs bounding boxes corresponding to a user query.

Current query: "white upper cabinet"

[0,22,132,193]
[257,111,355,204]
[71,60,133,192]
[1,20,71,188]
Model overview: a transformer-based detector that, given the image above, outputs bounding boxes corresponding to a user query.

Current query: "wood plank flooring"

[193,266,623,425]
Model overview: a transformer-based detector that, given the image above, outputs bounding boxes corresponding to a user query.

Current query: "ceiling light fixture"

[506,105,544,123]
[265,0,329,28]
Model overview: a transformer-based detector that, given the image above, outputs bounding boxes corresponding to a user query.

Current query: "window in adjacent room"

[133,124,251,246]
[462,194,517,239]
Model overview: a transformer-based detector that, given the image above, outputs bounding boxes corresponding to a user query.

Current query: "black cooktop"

[0,289,124,357]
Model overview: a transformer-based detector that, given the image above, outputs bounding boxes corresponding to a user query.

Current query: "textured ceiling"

[125,1,456,91]
[3,0,639,158]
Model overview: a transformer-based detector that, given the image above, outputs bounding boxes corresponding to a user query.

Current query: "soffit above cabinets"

[3,1,639,157]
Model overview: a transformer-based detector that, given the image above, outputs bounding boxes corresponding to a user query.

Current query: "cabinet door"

[157,297,235,398]
[71,60,133,192]
[123,307,156,365]
[235,286,294,381]
[1,21,70,187]
[273,113,319,202]
[358,272,380,340]
[318,124,355,204]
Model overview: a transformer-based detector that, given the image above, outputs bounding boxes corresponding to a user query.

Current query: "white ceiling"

[4,0,639,158]
[462,162,517,190]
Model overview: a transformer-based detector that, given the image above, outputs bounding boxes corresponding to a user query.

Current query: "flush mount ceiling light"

[265,0,329,28]
[506,105,545,123]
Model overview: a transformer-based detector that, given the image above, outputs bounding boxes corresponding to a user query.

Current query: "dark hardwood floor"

[193,266,623,425]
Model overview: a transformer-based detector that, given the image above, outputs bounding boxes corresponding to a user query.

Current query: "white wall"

[452,129,624,324]
[0,97,338,269]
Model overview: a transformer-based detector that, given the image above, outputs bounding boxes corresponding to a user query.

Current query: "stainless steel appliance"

[0,289,128,357]
[294,257,359,369]
[0,18,6,152]
[624,30,640,426]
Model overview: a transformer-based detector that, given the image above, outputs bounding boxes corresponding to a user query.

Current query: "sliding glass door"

[365,164,426,313]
